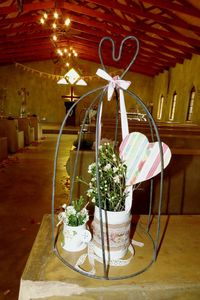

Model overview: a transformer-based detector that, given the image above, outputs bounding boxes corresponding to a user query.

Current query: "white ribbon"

[75,239,144,275]
[96,68,131,102]
[96,68,131,140]
[96,68,132,211]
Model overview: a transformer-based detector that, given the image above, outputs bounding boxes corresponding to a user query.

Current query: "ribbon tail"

[119,89,129,140]
[95,101,103,148]
[108,84,114,101]
[96,68,112,81]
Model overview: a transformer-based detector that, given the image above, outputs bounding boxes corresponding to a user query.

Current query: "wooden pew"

[70,122,200,214]
[0,136,8,161]
[0,119,24,153]
[18,117,35,146]
[29,115,39,140]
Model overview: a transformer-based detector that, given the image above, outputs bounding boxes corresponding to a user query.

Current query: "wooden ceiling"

[0,0,200,77]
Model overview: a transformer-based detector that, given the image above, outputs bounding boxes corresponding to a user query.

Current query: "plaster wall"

[0,59,153,124]
[152,54,200,125]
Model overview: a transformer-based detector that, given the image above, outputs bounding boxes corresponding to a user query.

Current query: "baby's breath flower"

[57,197,89,227]
[66,206,76,216]
[104,163,111,171]
[87,143,128,212]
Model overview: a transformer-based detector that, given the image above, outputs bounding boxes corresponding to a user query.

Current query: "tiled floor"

[0,134,76,300]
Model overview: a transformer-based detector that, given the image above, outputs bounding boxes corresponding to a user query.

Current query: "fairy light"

[65,18,71,26]
[52,34,57,41]
[39,10,77,65]
[55,46,78,67]
[52,22,57,29]
[40,17,45,24]
[53,11,59,19]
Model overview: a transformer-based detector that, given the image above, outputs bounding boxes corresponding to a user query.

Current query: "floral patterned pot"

[92,206,131,260]
[62,223,91,252]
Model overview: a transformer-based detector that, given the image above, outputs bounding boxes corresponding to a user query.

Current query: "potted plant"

[57,196,91,252]
[87,143,131,260]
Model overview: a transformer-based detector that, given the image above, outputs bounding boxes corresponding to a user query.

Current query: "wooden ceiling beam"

[0,6,199,52]
[68,34,184,65]
[0,1,55,15]
[141,0,200,19]
[85,0,200,34]
[0,1,199,49]
[78,53,157,76]
[69,14,199,56]
[60,3,200,47]
[70,23,199,56]
[57,37,180,71]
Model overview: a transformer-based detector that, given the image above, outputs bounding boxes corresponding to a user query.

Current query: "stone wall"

[0,59,153,124]
[0,54,200,125]
[152,54,200,125]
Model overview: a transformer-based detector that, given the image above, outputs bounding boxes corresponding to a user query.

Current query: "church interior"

[0,0,200,299]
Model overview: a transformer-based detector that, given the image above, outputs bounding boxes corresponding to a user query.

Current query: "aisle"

[0,134,76,300]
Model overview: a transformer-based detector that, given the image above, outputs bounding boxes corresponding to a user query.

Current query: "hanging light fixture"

[55,46,78,68]
[39,10,71,32]
[39,9,71,47]
[39,8,78,66]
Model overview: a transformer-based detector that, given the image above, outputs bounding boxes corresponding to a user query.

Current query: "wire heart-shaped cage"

[51,35,165,280]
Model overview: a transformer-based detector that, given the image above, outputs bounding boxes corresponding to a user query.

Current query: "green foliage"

[58,196,89,227]
[87,143,128,212]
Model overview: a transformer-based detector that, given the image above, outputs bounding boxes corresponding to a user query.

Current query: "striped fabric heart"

[119,132,171,185]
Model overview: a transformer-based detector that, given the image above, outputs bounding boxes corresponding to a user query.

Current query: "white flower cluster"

[87,143,128,211]
[57,200,89,227]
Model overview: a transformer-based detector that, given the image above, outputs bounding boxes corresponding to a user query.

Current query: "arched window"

[157,95,164,120]
[186,87,195,121]
[169,92,177,121]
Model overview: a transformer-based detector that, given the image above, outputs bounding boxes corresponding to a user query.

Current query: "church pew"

[0,119,24,153]
[29,116,39,140]
[0,136,8,161]
[18,117,35,146]
[69,122,200,214]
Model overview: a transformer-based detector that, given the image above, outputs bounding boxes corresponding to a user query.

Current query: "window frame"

[169,92,177,121]
[186,87,195,122]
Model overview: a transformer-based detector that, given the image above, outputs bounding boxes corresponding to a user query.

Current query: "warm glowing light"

[57,78,68,85]
[40,18,45,24]
[44,13,48,19]
[52,34,57,41]
[57,68,87,86]
[64,48,67,53]
[65,18,71,26]
[52,23,57,29]
[66,62,70,67]
[57,49,63,56]
[53,11,59,19]
[76,79,87,86]
[64,68,80,84]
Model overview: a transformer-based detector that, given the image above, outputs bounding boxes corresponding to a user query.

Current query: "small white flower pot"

[62,223,91,252]
[92,206,131,260]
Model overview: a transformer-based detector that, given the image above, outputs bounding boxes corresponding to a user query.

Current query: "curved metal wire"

[52,35,164,279]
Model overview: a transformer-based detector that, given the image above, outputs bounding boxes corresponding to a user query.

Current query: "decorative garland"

[15,62,121,82]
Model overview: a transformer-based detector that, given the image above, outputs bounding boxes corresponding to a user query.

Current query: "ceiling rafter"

[85,0,200,33]
[141,0,200,18]
[0,0,199,77]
